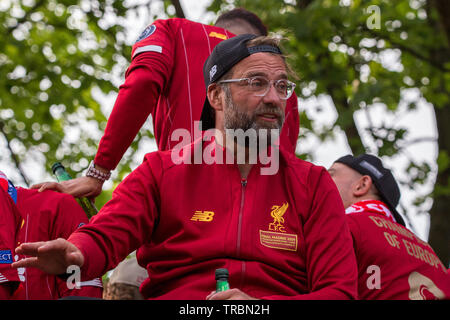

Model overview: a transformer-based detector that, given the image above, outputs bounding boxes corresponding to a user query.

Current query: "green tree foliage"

[0,1,186,208]
[0,0,133,207]
[208,0,449,264]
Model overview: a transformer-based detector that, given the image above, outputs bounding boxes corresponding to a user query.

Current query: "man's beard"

[223,87,285,149]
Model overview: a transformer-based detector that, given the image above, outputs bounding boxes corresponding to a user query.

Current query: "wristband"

[86,161,111,181]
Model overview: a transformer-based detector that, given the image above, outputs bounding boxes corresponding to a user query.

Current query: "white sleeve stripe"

[179,29,194,139]
[78,279,103,288]
[133,45,163,58]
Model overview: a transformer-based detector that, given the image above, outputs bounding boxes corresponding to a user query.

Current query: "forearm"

[94,67,161,170]
[67,226,110,280]
[68,157,159,279]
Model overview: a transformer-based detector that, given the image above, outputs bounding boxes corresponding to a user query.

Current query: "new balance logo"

[191,211,215,222]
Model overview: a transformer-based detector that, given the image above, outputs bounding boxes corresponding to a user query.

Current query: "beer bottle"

[215,268,230,292]
[52,162,98,219]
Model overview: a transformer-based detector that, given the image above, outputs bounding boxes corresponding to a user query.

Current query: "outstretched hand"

[12,238,85,275]
[31,176,103,200]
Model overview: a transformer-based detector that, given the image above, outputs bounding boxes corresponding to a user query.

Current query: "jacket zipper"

[236,179,247,256]
[237,179,247,289]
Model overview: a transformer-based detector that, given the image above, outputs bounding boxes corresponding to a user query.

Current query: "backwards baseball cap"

[334,154,405,226]
[200,34,283,130]
[109,257,148,287]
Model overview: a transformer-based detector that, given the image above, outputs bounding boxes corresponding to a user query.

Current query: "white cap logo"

[209,65,217,81]
[360,160,383,179]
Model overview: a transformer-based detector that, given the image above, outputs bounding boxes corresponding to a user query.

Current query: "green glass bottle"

[52,162,98,219]
[215,268,230,292]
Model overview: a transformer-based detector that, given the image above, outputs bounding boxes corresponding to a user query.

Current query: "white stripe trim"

[78,279,103,288]
[166,97,173,149]
[24,214,29,300]
[179,29,194,140]
[132,45,163,58]
[201,24,212,54]
[46,274,53,297]
[0,274,8,283]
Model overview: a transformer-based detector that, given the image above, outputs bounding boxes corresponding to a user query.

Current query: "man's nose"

[262,83,282,105]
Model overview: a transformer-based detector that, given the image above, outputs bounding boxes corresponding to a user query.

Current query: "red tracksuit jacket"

[346,200,450,300]
[71,138,357,299]
[94,18,299,171]
[0,188,21,299]
[12,188,103,300]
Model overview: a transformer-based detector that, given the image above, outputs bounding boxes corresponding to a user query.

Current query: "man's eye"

[250,78,266,88]
[276,81,288,91]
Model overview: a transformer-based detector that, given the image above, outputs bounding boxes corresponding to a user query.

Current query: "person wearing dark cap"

[32,8,299,202]
[14,35,357,300]
[329,154,450,300]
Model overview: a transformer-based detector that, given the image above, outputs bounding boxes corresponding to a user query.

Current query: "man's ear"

[207,83,224,112]
[353,175,373,197]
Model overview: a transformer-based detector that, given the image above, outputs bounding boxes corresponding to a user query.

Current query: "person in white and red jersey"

[1,169,102,299]
[10,186,103,300]
[328,154,450,300]
[13,35,357,300]
[32,8,299,200]
[0,172,21,299]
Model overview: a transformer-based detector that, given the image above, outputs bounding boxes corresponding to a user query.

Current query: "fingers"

[32,182,65,193]
[207,290,233,300]
[13,241,50,270]
[15,241,48,256]
[206,291,216,300]
[31,176,104,199]
[30,182,45,190]
[206,289,256,300]
[13,239,84,274]
[16,239,68,257]
[11,257,39,269]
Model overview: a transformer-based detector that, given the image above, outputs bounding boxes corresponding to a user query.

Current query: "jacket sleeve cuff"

[68,232,107,280]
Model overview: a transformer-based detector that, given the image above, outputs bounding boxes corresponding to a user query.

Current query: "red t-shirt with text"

[346,200,450,300]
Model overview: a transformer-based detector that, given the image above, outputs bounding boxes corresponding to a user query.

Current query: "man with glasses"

[32,8,300,203]
[14,35,357,300]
